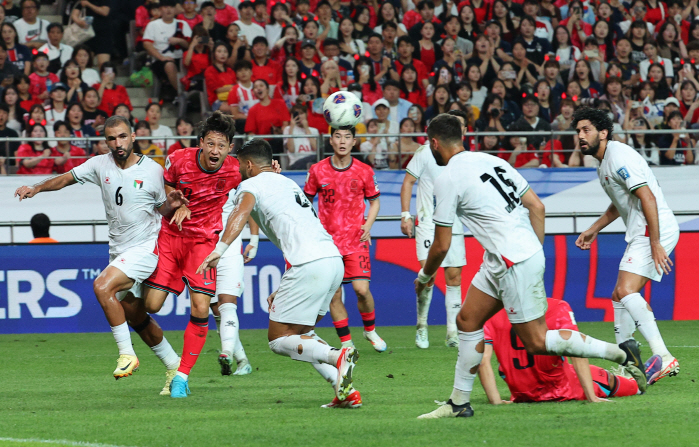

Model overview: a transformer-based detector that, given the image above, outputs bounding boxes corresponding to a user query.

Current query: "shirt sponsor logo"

[617,166,630,180]
[105,177,110,184]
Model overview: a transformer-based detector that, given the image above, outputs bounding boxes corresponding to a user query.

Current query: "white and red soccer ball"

[323,91,362,129]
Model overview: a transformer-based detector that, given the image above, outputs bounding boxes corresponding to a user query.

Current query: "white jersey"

[71,154,166,256]
[405,144,462,234]
[598,141,679,243]
[142,18,193,59]
[236,172,340,266]
[432,151,541,266]
[14,18,50,45]
[220,192,244,258]
[150,124,174,152]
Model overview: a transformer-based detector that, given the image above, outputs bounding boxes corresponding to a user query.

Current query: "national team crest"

[353,103,361,118]
[350,179,359,190]
[332,93,346,104]
[134,180,143,189]
[216,179,226,192]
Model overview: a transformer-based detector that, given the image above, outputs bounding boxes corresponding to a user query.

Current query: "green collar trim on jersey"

[330,156,353,172]
[137,154,145,165]
[196,148,224,174]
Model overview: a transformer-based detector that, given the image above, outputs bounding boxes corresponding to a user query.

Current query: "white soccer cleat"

[416,327,429,349]
[341,340,356,349]
[445,331,459,348]
[335,347,359,401]
[651,356,680,384]
[160,360,180,396]
[417,400,474,419]
[233,358,252,375]
[363,330,387,352]
[113,354,139,380]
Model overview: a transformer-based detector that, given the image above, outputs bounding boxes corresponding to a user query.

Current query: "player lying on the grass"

[400,110,469,349]
[198,138,362,408]
[415,114,646,420]
[14,115,186,393]
[479,298,647,404]
[210,193,260,377]
[304,127,386,352]
[573,107,680,385]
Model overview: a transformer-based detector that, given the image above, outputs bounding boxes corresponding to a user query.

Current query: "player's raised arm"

[400,173,417,237]
[520,188,546,245]
[575,203,620,250]
[14,172,77,201]
[634,185,673,275]
[197,192,257,274]
[157,185,190,218]
[478,344,510,405]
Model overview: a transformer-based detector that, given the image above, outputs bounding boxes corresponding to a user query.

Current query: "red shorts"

[342,250,371,283]
[144,231,217,297]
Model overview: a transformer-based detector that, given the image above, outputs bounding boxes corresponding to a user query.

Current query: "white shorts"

[415,224,467,268]
[619,230,680,282]
[471,249,547,324]
[210,253,245,304]
[109,240,159,301]
[269,256,343,326]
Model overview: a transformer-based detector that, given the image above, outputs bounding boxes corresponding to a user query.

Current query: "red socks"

[360,311,375,332]
[178,316,209,375]
[333,318,352,343]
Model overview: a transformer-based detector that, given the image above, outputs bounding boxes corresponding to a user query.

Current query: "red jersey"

[252,58,283,86]
[162,147,241,240]
[304,157,380,256]
[92,83,132,115]
[51,146,86,174]
[204,65,237,106]
[484,299,586,403]
[29,72,60,98]
[393,59,429,85]
[176,13,203,31]
[244,98,291,135]
[16,144,54,174]
[214,4,239,26]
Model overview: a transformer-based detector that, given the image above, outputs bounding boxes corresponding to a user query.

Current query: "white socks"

[268,334,337,364]
[545,330,626,364]
[150,337,180,370]
[451,330,484,405]
[621,293,671,358]
[417,285,433,327]
[613,300,636,344]
[219,303,241,358]
[111,322,136,356]
[175,371,188,380]
[445,285,461,333]
[304,330,338,387]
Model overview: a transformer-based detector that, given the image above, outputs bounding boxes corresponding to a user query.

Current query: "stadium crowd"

[2,0,699,175]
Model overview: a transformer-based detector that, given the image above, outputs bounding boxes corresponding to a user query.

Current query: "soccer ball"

[323,91,362,129]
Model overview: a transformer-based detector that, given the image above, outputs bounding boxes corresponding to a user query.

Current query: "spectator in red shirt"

[28,52,58,102]
[353,57,383,105]
[168,117,196,153]
[16,122,55,174]
[299,75,327,133]
[392,36,430,90]
[181,25,212,92]
[212,0,239,26]
[51,120,86,174]
[271,25,302,64]
[93,62,132,115]
[275,58,303,108]
[678,80,699,124]
[177,0,203,30]
[245,79,290,135]
[499,135,540,168]
[560,2,592,49]
[251,36,283,89]
[644,0,668,26]
[204,41,237,110]
[399,64,427,108]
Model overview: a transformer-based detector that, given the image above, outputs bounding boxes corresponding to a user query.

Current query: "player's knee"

[444,269,461,286]
[456,312,476,332]
[92,276,112,301]
[190,300,210,317]
[353,283,370,301]
[144,301,161,314]
[612,284,633,301]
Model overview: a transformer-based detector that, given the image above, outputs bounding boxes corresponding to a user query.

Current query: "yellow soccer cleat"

[160,361,180,396]
[113,354,139,380]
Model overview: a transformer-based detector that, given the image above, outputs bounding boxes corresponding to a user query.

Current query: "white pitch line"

[0,437,134,447]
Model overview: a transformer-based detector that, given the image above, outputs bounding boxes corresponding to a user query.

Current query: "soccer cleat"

[160,363,180,396]
[619,340,643,370]
[416,327,429,349]
[445,331,459,348]
[363,330,387,352]
[335,347,359,401]
[233,358,252,376]
[219,353,233,376]
[169,375,190,398]
[644,355,663,385]
[648,356,680,385]
[341,340,355,349]
[417,400,474,419]
[113,354,139,380]
[625,364,648,394]
[322,388,363,409]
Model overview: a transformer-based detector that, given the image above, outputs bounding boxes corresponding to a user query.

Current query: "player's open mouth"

[208,156,220,167]
[116,149,125,156]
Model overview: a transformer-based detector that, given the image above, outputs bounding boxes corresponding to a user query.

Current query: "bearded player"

[479,298,647,405]
[14,116,186,393]
[416,115,646,419]
[198,139,361,408]
[573,107,679,384]
[142,112,245,398]
[303,126,387,352]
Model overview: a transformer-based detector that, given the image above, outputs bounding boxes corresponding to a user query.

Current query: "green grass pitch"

[1,322,698,447]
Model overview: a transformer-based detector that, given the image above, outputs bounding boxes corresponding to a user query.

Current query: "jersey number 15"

[481,167,520,213]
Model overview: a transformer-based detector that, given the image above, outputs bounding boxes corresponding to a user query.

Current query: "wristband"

[401,211,412,220]
[213,241,229,256]
[417,268,432,284]
[249,234,259,246]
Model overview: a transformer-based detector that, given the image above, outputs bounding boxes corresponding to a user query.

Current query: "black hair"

[53,119,68,133]
[59,59,82,85]
[1,22,19,46]
[99,61,117,75]
[237,138,272,164]
[447,109,469,124]
[252,36,268,46]
[26,122,50,149]
[67,102,84,125]
[281,58,302,93]
[30,213,50,238]
[33,52,48,61]
[367,32,382,43]
[105,115,132,133]
[233,59,253,72]
[330,126,357,136]
[376,2,399,28]
[354,56,377,92]
[382,21,398,31]
[383,79,401,90]
[323,37,340,48]
[427,114,462,145]
[72,44,94,68]
[0,103,8,114]
[571,106,614,139]
[47,23,63,33]
[398,63,424,97]
[417,0,435,10]
[397,35,414,47]
[269,2,289,25]
[145,102,161,114]
[199,111,236,144]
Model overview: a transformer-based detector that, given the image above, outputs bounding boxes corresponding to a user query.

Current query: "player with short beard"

[14,116,188,393]
[573,107,680,384]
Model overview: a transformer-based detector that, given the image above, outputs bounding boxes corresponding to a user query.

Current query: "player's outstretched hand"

[14,185,37,201]
[271,160,282,174]
[170,205,191,231]
[651,241,673,275]
[267,291,277,312]
[588,396,613,403]
[575,229,598,250]
[196,251,221,275]
[360,224,371,244]
[243,241,258,263]
[400,217,413,238]
[166,189,189,209]
[492,400,512,405]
